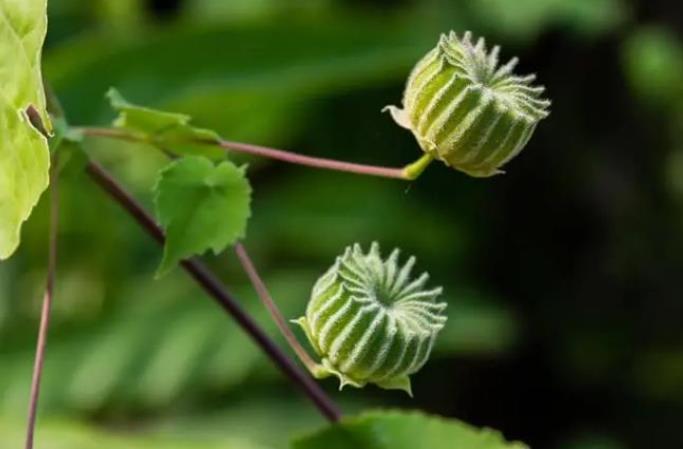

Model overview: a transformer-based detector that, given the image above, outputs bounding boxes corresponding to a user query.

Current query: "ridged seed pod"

[294,243,447,396]
[385,31,551,177]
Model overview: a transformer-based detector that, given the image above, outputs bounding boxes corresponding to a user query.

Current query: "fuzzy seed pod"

[294,243,446,396]
[385,31,551,177]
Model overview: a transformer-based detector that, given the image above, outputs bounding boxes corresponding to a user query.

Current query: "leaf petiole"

[76,127,420,180]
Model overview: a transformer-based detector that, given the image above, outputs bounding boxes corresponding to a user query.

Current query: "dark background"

[1,0,681,448]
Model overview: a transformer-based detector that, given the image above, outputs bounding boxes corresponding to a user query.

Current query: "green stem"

[402,153,434,180]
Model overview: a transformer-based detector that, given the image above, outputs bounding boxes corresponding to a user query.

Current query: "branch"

[77,127,432,180]
[217,139,408,179]
[234,243,321,375]
[85,161,341,422]
[25,159,59,449]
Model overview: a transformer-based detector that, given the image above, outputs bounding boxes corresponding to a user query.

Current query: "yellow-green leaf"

[0,0,51,259]
[154,156,252,277]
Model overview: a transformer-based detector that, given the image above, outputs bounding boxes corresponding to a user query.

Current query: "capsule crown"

[294,243,446,395]
[385,31,551,177]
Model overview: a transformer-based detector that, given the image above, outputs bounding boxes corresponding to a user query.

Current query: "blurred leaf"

[0,270,312,413]
[154,156,252,276]
[469,0,626,41]
[0,0,51,259]
[623,26,683,109]
[0,414,272,449]
[292,410,528,449]
[557,433,626,449]
[45,19,429,143]
[632,349,683,401]
[107,88,225,159]
[434,290,519,356]
[133,305,224,406]
[153,395,371,449]
[186,0,331,23]
[251,172,466,262]
[667,148,683,201]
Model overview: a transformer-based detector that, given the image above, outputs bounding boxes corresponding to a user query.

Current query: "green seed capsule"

[293,243,446,396]
[385,31,551,177]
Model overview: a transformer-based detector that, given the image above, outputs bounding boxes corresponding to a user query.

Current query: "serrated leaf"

[292,410,528,449]
[154,156,251,276]
[106,88,226,160]
[0,0,51,259]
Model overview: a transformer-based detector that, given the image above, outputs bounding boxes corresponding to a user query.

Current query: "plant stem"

[234,243,321,374]
[217,139,407,179]
[25,159,59,449]
[78,127,423,180]
[86,161,341,422]
[402,153,434,180]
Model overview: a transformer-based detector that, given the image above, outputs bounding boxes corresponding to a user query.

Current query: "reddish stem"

[25,162,59,449]
[234,243,319,373]
[217,139,407,179]
[78,127,409,179]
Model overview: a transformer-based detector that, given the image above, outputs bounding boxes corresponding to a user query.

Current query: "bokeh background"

[1,0,682,448]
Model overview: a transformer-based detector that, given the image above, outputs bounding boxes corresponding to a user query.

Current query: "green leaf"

[154,156,251,276]
[0,0,51,259]
[107,88,226,160]
[292,410,528,449]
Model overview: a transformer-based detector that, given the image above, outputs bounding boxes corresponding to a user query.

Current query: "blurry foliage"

[467,0,627,41]
[623,26,683,110]
[0,0,681,448]
[0,414,272,449]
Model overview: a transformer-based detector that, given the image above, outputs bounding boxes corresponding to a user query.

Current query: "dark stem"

[85,161,341,422]
[25,159,59,449]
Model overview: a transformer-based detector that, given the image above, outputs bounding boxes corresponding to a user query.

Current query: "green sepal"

[291,317,322,356]
[375,375,413,397]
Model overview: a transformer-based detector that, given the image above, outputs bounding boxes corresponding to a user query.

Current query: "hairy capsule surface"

[385,31,551,177]
[294,243,446,395]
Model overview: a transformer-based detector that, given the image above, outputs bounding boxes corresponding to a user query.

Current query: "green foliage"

[623,27,683,109]
[0,272,305,413]
[469,0,626,41]
[107,88,225,159]
[45,18,429,145]
[154,156,252,276]
[292,410,528,449]
[2,1,676,448]
[0,414,272,449]
[0,0,50,259]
